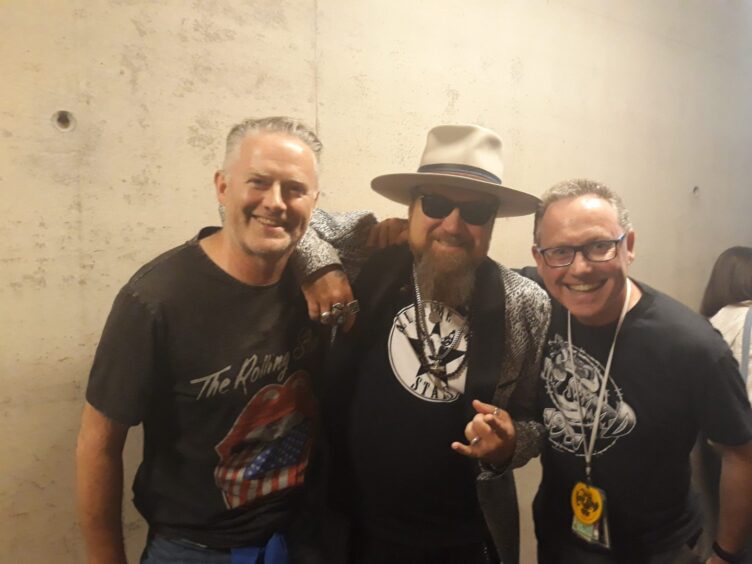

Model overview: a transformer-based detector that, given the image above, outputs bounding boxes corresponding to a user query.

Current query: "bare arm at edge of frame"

[76,401,130,564]
[708,440,752,563]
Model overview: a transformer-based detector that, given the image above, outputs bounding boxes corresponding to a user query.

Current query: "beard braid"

[414,250,477,309]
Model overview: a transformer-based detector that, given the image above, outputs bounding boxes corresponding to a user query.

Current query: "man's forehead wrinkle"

[540,212,619,247]
[237,157,315,185]
[279,138,308,156]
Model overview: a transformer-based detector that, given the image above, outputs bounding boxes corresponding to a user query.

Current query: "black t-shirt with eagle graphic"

[324,248,491,549]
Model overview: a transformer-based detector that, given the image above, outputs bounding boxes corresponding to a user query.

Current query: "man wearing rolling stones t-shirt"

[76,117,344,564]
[531,179,752,564]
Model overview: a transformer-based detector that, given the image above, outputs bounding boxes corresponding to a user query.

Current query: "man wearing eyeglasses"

[295,124,550,563]
[530,179,752,564]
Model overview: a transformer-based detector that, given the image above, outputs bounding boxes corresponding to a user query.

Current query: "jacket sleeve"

[291,208,378,281]
[499,268,551,470]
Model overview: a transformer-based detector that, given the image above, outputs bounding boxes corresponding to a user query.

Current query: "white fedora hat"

[371,124,539,218]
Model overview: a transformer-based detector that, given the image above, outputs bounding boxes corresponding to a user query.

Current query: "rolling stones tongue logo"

[214,371,316,509]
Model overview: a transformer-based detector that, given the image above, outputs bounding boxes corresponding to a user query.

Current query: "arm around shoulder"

[293,208,378,281]
[76,401,131,564]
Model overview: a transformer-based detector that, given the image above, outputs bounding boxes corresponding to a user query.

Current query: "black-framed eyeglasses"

[536,234,627,268]
[418,194,497,226]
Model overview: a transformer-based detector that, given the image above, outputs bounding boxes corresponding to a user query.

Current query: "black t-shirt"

[86,228,323,548]
[328,257,486,548]
[534,281,752,557]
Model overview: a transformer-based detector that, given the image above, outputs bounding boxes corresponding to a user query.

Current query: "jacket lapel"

[464,259,506,415]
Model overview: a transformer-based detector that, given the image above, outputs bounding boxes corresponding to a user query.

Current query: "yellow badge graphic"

[571,481,603,525]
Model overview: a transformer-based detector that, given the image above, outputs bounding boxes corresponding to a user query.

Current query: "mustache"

[429,233,471,248]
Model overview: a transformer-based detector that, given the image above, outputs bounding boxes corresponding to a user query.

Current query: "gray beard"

[414,251,477,309]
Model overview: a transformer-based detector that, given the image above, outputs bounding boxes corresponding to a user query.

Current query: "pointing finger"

[471,398,499,415]
[484,414,511,439]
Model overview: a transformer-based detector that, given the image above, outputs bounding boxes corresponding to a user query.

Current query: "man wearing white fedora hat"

[294,124,551,563]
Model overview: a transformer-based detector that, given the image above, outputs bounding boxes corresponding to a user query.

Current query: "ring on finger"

[346,300,360,314]
[320,311,332,324]
[331,303,345,314]
[470,436,481,446]
[492,407,500,417]
[329,304,345,323]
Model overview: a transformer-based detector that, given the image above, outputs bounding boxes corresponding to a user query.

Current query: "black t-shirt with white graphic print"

[534,281,752,557]
[86,227,323,548]
[333,275,487,548]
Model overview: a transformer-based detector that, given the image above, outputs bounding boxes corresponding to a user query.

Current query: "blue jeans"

[140,536,231,564]
[140,533,321,564]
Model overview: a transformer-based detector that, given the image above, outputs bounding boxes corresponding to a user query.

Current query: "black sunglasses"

[418,194,497,226]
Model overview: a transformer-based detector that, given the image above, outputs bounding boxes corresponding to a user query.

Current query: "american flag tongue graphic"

[214,372,315,509]
[244,420,311,479]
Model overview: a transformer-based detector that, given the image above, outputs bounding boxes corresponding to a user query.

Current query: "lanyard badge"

[567,279,632,549]
[571,481,611,547]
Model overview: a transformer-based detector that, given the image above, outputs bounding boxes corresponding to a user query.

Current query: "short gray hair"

[223,116,322,170]
[533,178,632,244]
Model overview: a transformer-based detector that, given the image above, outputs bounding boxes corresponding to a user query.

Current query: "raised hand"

[451,399,517,468]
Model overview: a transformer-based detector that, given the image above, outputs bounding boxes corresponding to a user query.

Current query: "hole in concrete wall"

[52,110,76,132]
[692,186,700,196]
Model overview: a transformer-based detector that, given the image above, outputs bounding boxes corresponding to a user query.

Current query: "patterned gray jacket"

[294,209,551,564]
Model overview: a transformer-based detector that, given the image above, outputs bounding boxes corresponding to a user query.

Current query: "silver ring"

[320,311,332,324]
[329,303,346,324]
[470,436,481,446]
[492,407,500,417]
[346,300,360,314]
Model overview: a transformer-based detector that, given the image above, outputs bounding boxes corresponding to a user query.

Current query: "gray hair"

[533,178,632,244]
[223,116,322,171]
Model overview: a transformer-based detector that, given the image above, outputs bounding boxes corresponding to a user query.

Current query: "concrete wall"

[1,1,750,561]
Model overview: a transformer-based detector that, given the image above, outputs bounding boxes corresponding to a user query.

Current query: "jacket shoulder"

[498,264,551,321]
